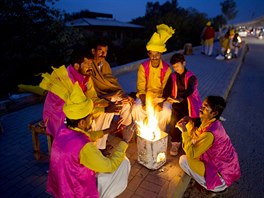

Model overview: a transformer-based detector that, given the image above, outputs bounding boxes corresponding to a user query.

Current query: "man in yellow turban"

[132,24,175,131]
[40,67,136,198]
[41,51,125,154]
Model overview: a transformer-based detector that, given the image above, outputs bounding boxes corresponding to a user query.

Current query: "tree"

[220,0,238,22]
[131,0,208,52]
[0,0,86,97]
[212,15,228,30]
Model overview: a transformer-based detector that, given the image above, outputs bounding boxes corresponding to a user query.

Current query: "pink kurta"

[42,65,89,138]
[43,92,66,138]
[200,120,241,190]
[47,128,99,198]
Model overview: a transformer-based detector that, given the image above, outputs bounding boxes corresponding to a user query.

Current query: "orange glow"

[136,95,161,141]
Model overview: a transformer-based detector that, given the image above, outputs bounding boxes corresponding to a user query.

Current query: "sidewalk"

[0,43,248,198]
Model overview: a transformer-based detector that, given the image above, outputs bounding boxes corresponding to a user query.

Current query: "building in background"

[66,11,144,46]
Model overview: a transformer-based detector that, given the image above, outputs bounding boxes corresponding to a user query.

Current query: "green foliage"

[212,15,228,30]
[220,0,238,22]
[132,2,210,51]
[0,0,87,97]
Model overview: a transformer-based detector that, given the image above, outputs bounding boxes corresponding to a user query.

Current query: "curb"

[223,42,249,99]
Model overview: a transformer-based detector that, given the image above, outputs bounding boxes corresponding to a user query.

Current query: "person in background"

[132,24,175,132]
[40,71,135,198]
[90,40,133,131]
[177,96,240,193]
[216,29,235,60]
[162,53,202,156]
[232,32,242,58]
[200,21,215,56]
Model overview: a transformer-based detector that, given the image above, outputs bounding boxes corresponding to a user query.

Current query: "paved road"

[183,36,264,197]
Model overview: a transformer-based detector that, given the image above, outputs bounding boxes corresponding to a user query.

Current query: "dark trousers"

[169,101,188,142]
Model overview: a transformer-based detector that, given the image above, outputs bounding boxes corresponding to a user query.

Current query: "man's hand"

[105,101,122,113]
[153,97,165,105]
[105,90,123,101]
[154,104,162,112]
[122,123,137,143]
[167,97,180,104]
[139,94,146,106]
[176,116,192,133]
[121,96,134,106]
[93,100,109,108]
[104,118,125,135]
[176,121,187,133]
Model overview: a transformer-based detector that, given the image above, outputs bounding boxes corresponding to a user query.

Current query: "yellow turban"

[40,65,73,102]
[39,65,94,120]
[146,24,175,53]
[229,29,235,36]
[206,21,211,26]
[63,82,94,120]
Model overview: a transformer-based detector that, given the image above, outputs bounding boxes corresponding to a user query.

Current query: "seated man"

[176,96,240,193]
[68,51,123,150]
[42,51,122,151]
[40,74,135,197]
[132,24,175,131]
[90,41,133,129]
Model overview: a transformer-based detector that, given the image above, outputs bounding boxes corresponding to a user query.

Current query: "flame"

[136,95,161,141]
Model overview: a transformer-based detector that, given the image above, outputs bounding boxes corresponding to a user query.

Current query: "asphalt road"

[183,36,264,198]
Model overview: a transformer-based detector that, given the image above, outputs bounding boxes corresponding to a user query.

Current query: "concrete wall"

[112,46,201,77]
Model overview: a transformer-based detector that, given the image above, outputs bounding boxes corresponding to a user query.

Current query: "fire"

[136,96,161,141]
[136,95,168,169]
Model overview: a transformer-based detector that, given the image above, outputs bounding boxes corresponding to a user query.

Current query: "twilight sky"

[52,0,264,24]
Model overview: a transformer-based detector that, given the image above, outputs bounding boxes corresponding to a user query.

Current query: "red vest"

[203,27,215,40]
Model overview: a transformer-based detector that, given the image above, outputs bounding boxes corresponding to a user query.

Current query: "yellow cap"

[146,24,175,53]
[63,82,94,120]
[206,21,211,26]
[229,29,235,36]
